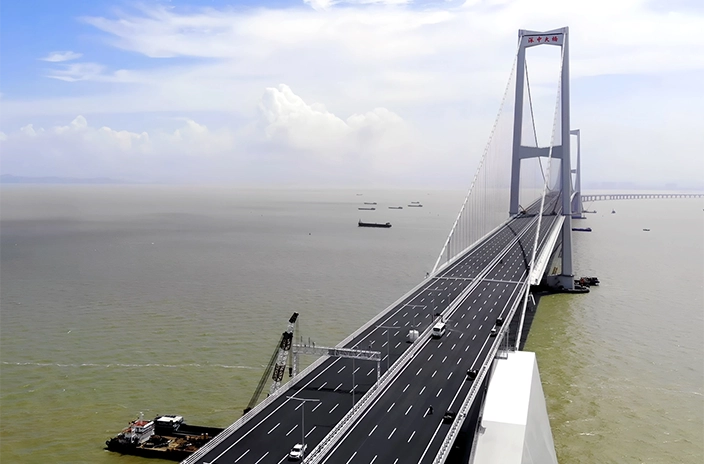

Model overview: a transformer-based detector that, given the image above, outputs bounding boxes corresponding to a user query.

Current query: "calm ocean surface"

[1,186,702,464]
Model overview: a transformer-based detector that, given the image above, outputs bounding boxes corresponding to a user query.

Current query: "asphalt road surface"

[188,194,561,464]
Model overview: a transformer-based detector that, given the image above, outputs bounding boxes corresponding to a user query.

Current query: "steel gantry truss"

[291,344,382,384]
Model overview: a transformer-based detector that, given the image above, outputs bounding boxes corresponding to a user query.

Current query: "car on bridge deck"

[289,443,307,461]
[431,321,447,339]
[443,410,457,424]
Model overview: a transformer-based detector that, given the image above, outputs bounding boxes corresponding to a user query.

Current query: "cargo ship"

[105,414,223,461]
[358,207,376,210]
[358,220,392,228]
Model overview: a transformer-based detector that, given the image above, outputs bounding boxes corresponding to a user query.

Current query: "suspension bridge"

[184,27,585,464]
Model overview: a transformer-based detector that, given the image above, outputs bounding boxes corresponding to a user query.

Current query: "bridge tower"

[509,27,575,290]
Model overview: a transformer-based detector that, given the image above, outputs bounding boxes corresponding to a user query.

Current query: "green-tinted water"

[525,200,704,463]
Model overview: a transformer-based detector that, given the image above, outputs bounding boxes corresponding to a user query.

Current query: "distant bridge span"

[582,193,703,202]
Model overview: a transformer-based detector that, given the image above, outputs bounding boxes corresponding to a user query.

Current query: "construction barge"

[105,414,223,461]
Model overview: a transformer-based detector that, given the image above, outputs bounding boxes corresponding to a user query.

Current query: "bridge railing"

[303,263,493,463]
[306,213,544,463]
[433,208,561,463]
[181,346,337,464]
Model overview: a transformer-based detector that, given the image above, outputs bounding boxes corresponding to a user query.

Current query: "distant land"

[0,174,129,184]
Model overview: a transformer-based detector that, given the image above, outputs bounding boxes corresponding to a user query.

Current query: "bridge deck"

[317,201,562,464]
[185,194,562,464]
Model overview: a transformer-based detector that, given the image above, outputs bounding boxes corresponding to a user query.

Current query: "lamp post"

[287,396,320,460]
[352,357,356,406]
[377,325,400,370]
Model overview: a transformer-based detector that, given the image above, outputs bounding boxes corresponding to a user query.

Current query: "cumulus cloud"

[0,86,441,185]
[40,51,83,62]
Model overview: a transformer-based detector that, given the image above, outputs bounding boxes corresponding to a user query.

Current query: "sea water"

[1,186,702,463]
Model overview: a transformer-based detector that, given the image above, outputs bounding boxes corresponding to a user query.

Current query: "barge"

[105,414,223,461]
[358,220,392,228]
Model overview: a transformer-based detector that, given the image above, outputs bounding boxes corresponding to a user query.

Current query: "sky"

[0,0,703,188]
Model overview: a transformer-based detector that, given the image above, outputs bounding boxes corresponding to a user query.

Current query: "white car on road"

[289,443,307,461]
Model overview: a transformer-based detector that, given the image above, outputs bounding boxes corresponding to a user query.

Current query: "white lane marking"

[286,424,298,436]
[388,428,397,439]
[416,367,423,375]
[367,368,374,376]
[403,312,408,317]
[451,343,456,350]
[405,405,413,415]
[254,452,269,464]
[234,449,250,462]
[329,403,339,414]
[338,366,346,373]
[268,423,280,434]
[432,370,437,378]
[370,455,378,464]
[278,454,288,464]
[408,430,416,442]
[345,451,357,464]
[334,383,343,392]
[457,357,462,365]
[382,341,388,347]
[382,330,388,336]
[394,331,400,336]
[369,425,378,436]
[478,325,482,330]
[442,356,447,363]
[387,402,395,413]
[382,355,388,361]
[404,321,409,326]
[472,334,477,340]
[447,372,453,380]
[395,342,401,348]
[459,333,463,340]
[318,381,328,390]
[436,388,443,397]
[461,313,465,318]
[419,386,426,395]
[295,403,303,411]
[473,315,477,320]
[403,383,410,393]
[353,367,360,374]
[428,354,433,361]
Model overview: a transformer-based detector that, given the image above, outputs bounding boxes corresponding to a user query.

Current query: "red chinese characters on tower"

[526,34,562,45]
